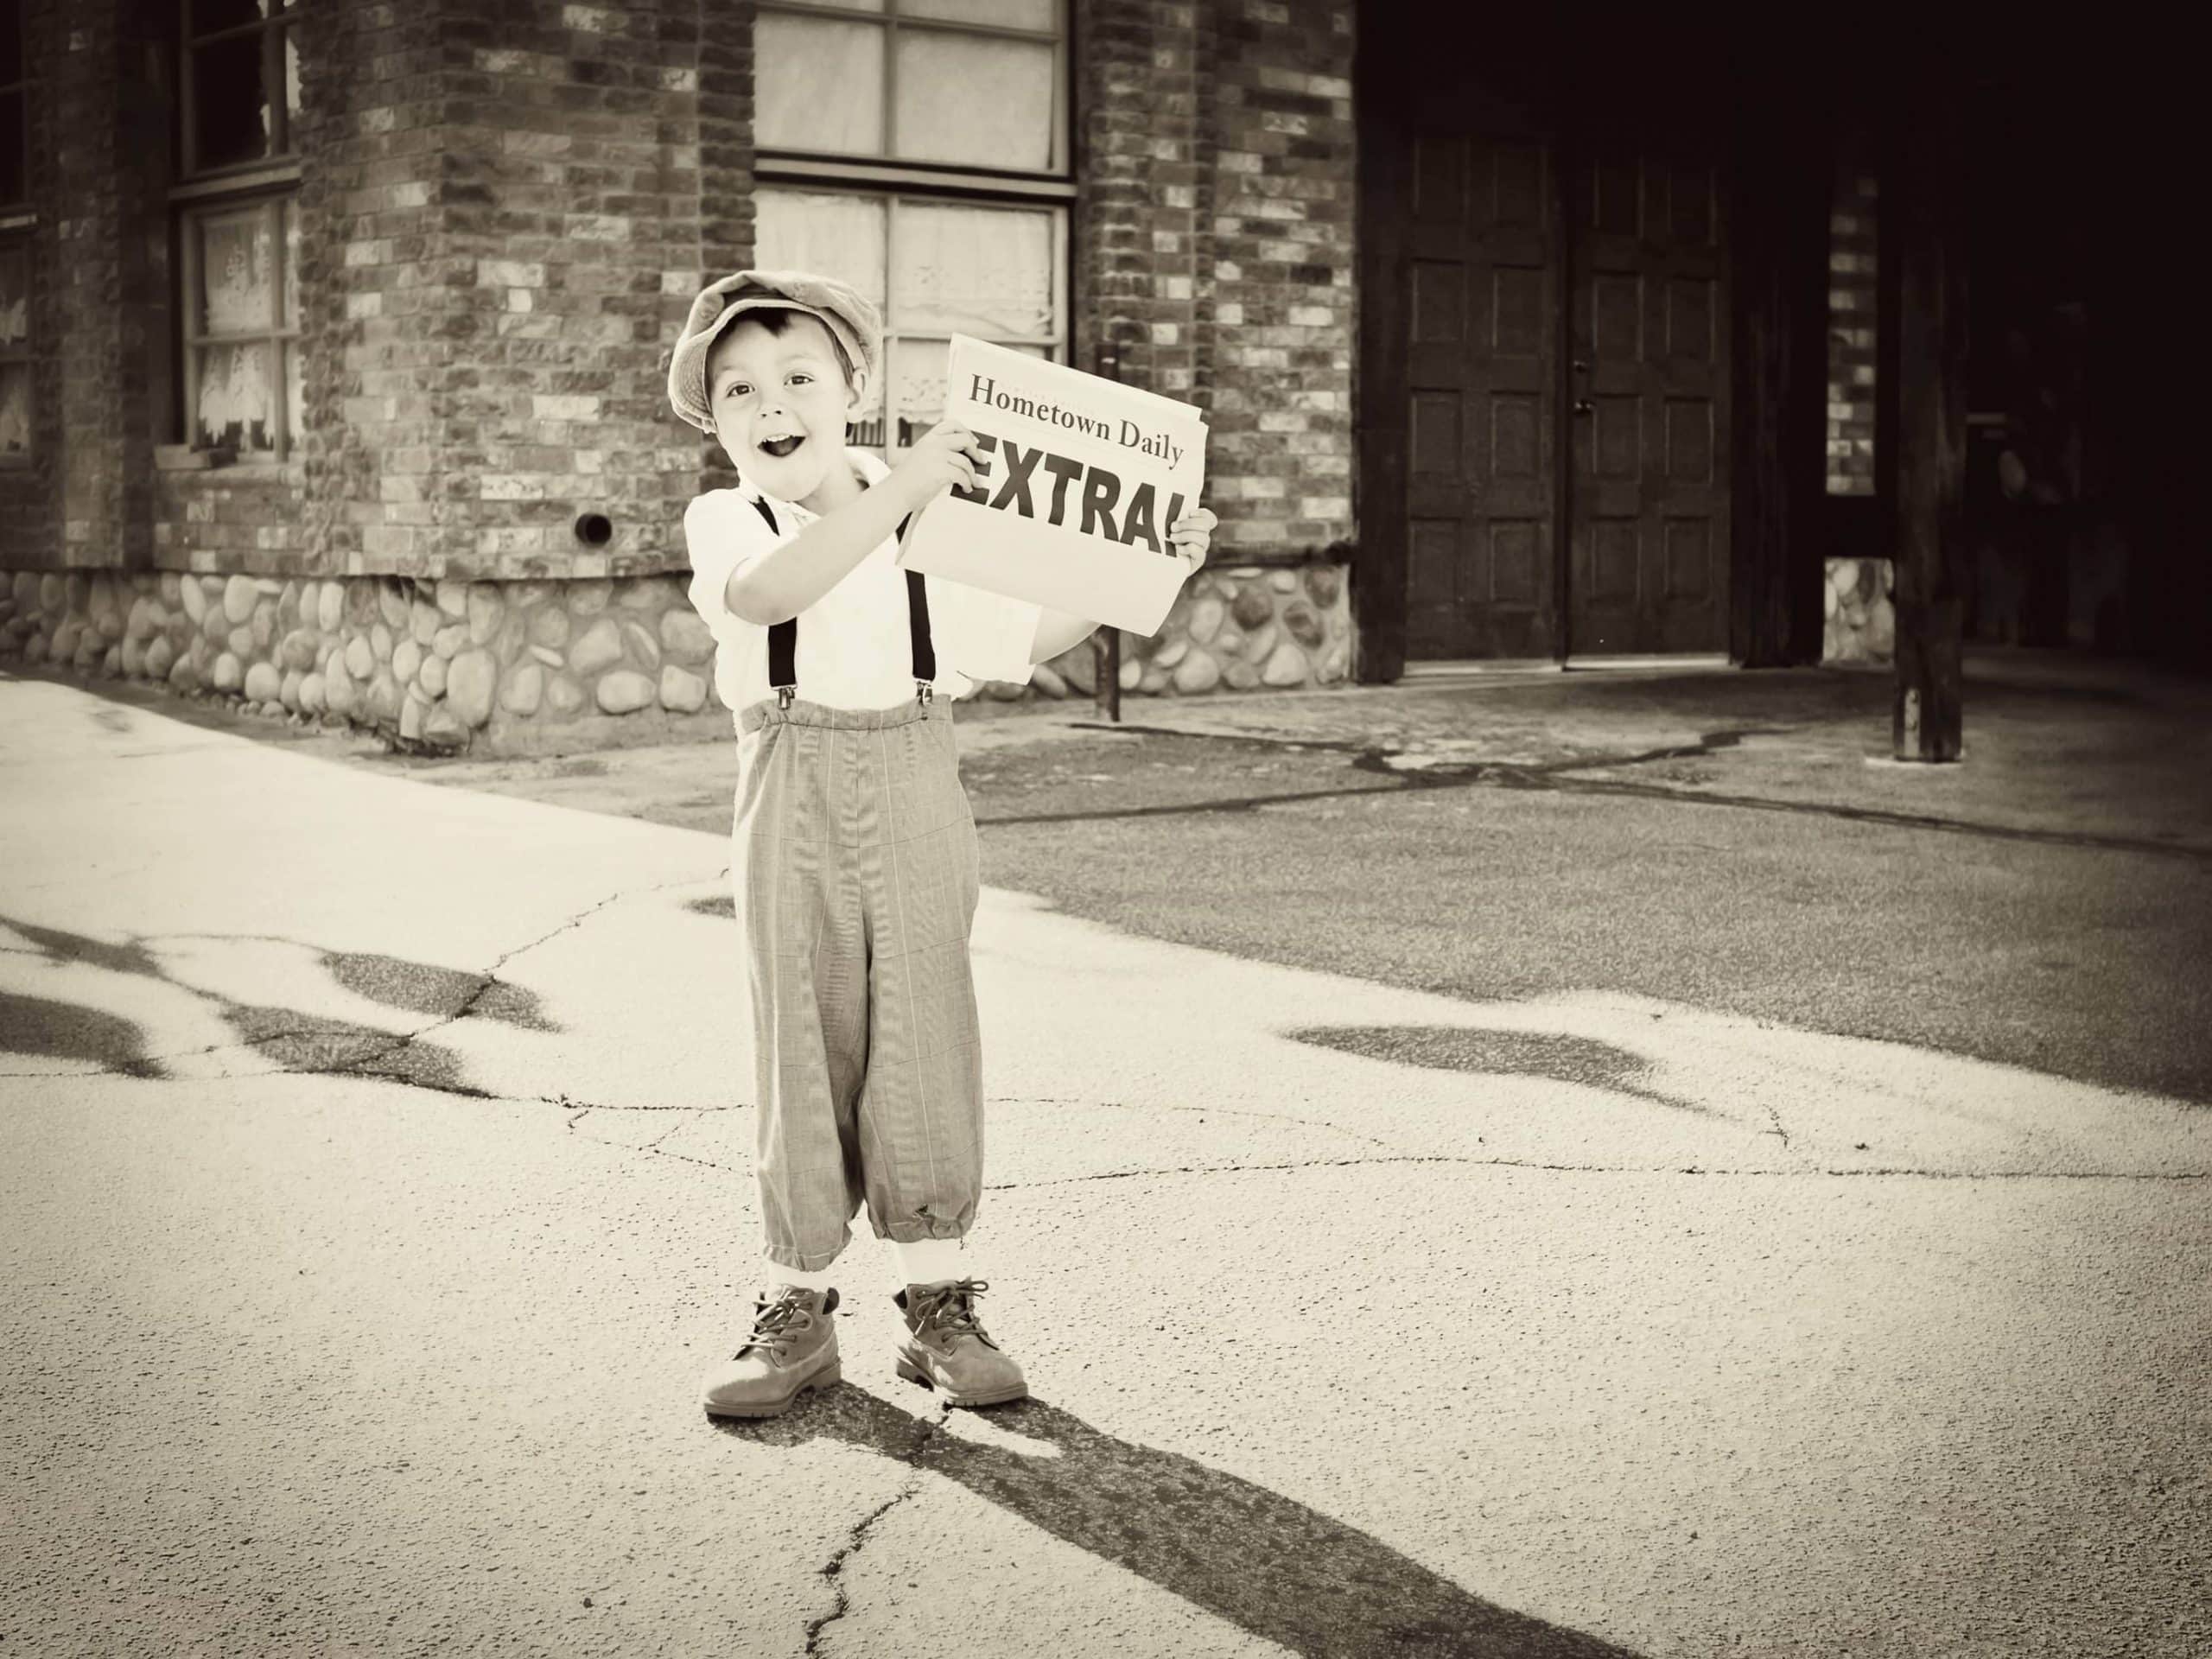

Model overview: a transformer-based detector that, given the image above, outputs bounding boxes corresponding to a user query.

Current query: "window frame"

[178,0,298,183]
[177,188,299,461]
[753,0,1075,455]
[753,0,1071,182]
[171,0,302,462]
[0,233,30,466]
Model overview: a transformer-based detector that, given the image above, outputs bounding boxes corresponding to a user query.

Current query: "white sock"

[767,1261,836,1294]
[893,1237,970,1287]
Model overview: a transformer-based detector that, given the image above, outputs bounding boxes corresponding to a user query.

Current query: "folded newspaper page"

[897,335,1209,637]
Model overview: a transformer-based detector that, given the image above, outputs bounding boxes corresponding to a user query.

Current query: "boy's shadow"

[718,1385,1641,1657]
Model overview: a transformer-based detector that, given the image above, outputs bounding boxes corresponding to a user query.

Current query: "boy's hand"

[1167,505,1217,575]
[891,422,984,511]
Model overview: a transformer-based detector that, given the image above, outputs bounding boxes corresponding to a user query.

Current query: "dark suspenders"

[751,493,933,709]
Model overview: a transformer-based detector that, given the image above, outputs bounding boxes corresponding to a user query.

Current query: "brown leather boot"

[893,1279,1027,1408]
[701,1286,841,1420]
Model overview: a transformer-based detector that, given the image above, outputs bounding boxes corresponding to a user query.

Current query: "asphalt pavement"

[2,652,2207,1658]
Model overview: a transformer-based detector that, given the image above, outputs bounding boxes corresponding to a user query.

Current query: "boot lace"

[913,1279,991,1342]
[735,1289,814,1360]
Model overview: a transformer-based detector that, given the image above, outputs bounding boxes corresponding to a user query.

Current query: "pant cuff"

[761,1239,847,1273]
[874,1220,971,1245]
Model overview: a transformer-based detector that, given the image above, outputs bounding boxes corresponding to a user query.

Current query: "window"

[1826,168,1878,496]
[181,196,300,454]
[752,0,1071,453]
[175,0,301,459]
[0,239,27,460]
[2,0,25,208]
[181,0,299,176]
[757,188,1065,449]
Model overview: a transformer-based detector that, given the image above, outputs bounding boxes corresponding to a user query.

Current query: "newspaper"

[897,335,1210,638]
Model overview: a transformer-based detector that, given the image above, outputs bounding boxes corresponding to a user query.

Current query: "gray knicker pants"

[732,693,984,1272]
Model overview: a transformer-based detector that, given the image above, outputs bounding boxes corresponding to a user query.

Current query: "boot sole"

[895,1355,1027,1408]
[702,1361,841,1420]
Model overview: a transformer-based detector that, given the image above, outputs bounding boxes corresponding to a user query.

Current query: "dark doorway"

[1357,21,1735,671]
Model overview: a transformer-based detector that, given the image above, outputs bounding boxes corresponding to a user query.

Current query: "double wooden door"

[1389,118,1731,660]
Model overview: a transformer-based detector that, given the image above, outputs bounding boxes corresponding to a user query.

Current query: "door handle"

[1573,359,1590,373]
[1573,399,1594,415]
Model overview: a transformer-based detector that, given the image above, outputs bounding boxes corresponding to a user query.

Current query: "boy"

[666,270,1214,1419]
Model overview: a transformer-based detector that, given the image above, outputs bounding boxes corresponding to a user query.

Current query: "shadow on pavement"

[719,1383,1642,1657]
[0,913,556,1093]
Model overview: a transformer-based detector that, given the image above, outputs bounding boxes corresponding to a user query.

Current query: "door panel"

[1568,138,1731,653]
[1401,130,1559,659]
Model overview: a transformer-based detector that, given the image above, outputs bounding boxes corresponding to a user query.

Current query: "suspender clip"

[916,679,935,706]
[776,685,795,709]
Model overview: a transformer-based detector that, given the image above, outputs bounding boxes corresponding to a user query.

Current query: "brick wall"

[435,0,707,580]
[1077,0,1355,563]
[1826,166,1878,495]
[689,0,757,494]
[0,0,167,575]
[0,0,60,568]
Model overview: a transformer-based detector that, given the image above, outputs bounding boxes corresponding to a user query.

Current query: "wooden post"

[1884,74,1968,760]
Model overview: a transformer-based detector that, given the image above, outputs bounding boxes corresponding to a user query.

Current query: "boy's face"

[703,313,866,504]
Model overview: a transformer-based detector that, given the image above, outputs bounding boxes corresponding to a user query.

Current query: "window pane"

[756,189,887,315]
[285,340,302,448]
[893,200,1054,337]
[841,357,887,451]
[893,32,1054,169]
[199,207,276,336]
[903,0,1057,29]
[1,90,22,205]
[189,0,276,35]
[888,336,949,449]
[2,2,21,85]
[285,27,301,132]
[0,243,25,347]
[0,365,28,456]
[192,35,274,169]
[755,15,885,156]
[195,341,275,451]
[281,199,299,327]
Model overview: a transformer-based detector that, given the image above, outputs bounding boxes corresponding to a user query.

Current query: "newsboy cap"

[666,269,882,432]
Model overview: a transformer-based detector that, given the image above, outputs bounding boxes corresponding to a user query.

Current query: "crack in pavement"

[799,1409,949,1656]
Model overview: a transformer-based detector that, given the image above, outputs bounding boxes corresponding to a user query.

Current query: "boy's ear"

[845,365,871,414]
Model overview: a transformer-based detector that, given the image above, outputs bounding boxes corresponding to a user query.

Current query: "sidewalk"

[2,658,2207,1657]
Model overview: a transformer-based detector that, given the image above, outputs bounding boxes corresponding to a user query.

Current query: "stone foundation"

[0,556,1355,752]
[1822,556,1894,664]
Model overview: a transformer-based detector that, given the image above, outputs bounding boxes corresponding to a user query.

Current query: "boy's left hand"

[1167,506,1217,575]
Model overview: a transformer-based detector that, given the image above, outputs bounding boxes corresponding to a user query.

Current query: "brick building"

[0,0,1358,752]
[0,4,2193,754]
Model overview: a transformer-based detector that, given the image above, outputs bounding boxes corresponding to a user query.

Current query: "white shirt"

[683,448,1042,724]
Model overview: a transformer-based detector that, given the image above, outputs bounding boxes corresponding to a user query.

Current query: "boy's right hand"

[891,423,985,511]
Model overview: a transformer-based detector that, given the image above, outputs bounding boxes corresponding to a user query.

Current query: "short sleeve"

[683,491,785,642]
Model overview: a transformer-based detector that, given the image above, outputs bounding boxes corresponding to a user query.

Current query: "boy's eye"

[790,373,811,386]
[724,384,750,398]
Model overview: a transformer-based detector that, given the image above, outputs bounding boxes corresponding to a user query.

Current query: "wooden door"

[1566,134,1731,653]
[1399,130,1560,660]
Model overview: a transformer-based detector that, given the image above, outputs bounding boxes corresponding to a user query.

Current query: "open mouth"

[758,434,804,459]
